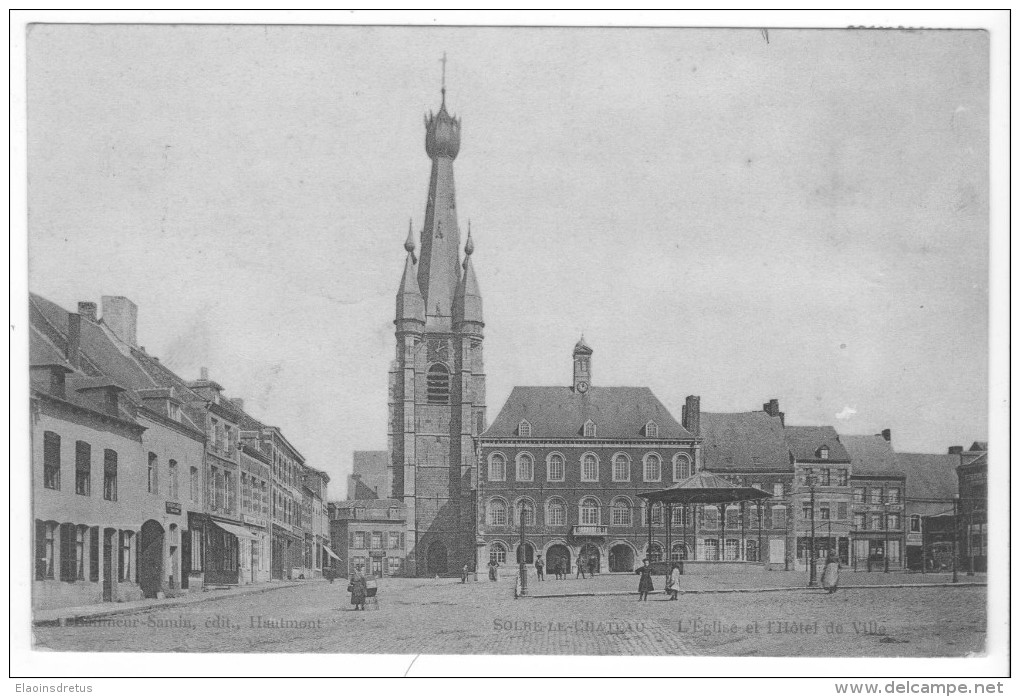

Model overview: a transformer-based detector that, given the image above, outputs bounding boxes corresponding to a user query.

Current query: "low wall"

[649,560,766,575]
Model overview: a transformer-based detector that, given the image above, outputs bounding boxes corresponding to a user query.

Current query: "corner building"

[388,86,486,576]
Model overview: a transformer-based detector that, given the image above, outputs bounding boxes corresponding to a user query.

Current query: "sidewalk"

[33,578,320,626]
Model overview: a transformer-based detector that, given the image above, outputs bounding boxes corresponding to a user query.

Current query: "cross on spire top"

[440,52,447,104]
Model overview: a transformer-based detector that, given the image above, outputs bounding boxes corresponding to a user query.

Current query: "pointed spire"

[395,251,425,330]
[453,254,483,330]
[404,218,417,262]
[463,220,474,269]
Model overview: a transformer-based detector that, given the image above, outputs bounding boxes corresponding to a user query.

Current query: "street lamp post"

[518,508,528,597]
[952,494,959,584]
[883,500,890,573]
[808,474,818,587]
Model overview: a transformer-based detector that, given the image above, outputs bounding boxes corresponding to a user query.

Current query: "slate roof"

[784,425,851,462]
[700,411,790,471]
[482,386,691,439]
[842,435,904,477]
[894,452,959,503]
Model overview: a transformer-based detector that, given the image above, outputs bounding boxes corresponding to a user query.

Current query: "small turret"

[572,336,593,393]
[395,236,425,333]
[453,223,483,334]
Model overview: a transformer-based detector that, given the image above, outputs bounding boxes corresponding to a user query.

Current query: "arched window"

[610,498,632,526]
[546,497,567,526]
[671,506,691,527]
[724,539,740,561]
[650,502,664,526]
[703,506,719,529]
[612,454,630,482]
[426,364,450,405]
[516,500,536,527]
[703,538,719,561]
[487,499,508,527]
[168,459,179,499]
[147,452,158,494]
[583,420,597,438]
[489,542,507,565]
[673,454,692,481]
[647,542,664,562]
[579,497,600,526]
[581,453,599,482]
[518,420,532,437]
[488,453,506,482]
[645,421,659,438]
[515,453,534,482]
[643,453,662,482]
[671,543,689,561]
[547,453,565,482]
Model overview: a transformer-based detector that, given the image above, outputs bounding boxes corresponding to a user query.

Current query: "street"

[33,571,985,657]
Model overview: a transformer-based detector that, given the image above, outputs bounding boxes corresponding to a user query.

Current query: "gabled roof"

[700,411,790,471]
[482,386,692,440]
[784,425,851,462]
[842,434,904,477]
[895,452,960,502]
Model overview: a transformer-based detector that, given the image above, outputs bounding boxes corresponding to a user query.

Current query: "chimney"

[948,446,964,455]
[682,395,701,435]
[77,302,97,322]
[200,366,209,381]
[763,398,785,426]
[66,313,81,367]
[880,428,891,443]
[101,296,138,346]
[230,397,245,412]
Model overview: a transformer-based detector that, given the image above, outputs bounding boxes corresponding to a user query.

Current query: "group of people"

[635,559,684,601]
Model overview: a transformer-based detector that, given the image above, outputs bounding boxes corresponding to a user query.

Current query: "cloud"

[835,406,858,421]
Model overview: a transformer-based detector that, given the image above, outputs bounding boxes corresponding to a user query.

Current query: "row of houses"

[332,341,987,579]
[30,293,334,611]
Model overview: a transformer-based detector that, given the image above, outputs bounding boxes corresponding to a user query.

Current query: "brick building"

[955,442,988,572]
[328,499,407,577]
[477,339,700,575]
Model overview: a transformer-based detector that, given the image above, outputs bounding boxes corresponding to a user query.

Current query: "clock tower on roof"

[388,65,487,577]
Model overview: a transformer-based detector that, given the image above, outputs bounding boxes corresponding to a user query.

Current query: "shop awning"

[212,519,260,541]
[322,545,342,562]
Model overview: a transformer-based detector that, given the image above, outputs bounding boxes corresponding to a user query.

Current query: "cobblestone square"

[33,572,986,657]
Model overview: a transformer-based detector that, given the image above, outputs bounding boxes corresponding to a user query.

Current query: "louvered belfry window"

[426,364,450,404]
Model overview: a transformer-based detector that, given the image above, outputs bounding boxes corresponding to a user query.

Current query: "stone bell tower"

[388,72,486,576]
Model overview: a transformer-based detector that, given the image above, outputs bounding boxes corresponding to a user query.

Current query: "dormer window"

[583,420,597,438]
[645,421,659,438]
[518,420,532,437]
[817,445,830,460]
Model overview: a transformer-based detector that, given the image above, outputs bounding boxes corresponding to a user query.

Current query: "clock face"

[576,381,589,393]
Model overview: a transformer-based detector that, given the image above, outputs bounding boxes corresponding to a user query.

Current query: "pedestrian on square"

[488,558,499,581]
[588,555,597,577]
[576,555,587,579]
[665,562,682,601]
[535,555,544,581]
[461,564,469,583]
[635,557,654,601]
[557,559,567,580]
[347,565,368,611]
[821,551,841,594]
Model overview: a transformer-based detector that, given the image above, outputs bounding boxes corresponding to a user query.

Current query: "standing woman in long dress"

[635,558,654,601]
[821,551,841,594]
[348,565,368,610]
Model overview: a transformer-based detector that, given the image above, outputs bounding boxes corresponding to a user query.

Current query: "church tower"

[388,75,486,576]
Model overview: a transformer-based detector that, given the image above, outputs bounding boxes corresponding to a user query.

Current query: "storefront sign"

[906,533,922,546]
[166,501,182,515]
[242,514,267,528]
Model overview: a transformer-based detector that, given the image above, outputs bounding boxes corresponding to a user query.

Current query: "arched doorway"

[580,543,601,573]
[516,542,535,564]
[426,540,448,576]
[546,543,571,576]
[609,544,635,572]
[139,520,165,598]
